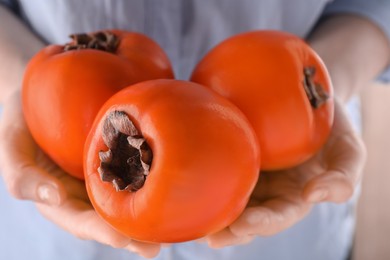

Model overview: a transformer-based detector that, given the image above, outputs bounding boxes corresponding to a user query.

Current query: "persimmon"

[22,30,174,179]
[84,79,260,243]
[191,30,334,170]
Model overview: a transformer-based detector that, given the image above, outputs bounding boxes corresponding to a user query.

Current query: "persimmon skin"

[22,30,174,179]
[191,30,334,170]
[84,79,260,243]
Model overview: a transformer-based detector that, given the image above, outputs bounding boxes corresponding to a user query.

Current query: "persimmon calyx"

[98,111,152,192]
[64,31,119,53]
[303,67,329,109]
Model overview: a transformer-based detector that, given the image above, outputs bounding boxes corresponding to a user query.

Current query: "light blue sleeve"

[323,0,390,82]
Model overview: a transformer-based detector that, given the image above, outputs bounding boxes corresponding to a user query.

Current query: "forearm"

[0,5,44,104]
[307,14,390,103]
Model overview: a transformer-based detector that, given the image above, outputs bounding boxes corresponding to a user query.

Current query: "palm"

[206,100,365,247]
[28,127,161,257]
[0,92,161,258]
[242,99,364,234]
[241,153,324,237]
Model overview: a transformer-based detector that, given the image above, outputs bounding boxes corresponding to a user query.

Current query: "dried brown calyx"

[64,31,119,53]
[303,67,329,109]
[98,111,152,192]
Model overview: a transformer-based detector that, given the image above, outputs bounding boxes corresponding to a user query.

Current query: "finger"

[229,199,311,237]
[125,240,161,259]
[38,199,161,257]
[206,228,255,248]
[37,199,131,248]
[53,169,89,202]
[327,100,367,186]
[4,163,66,205]
[0,92,66,205]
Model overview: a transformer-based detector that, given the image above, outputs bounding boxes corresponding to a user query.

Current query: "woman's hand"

[0,86,367,254]
[205,99,366,248]
[0,90,161,258]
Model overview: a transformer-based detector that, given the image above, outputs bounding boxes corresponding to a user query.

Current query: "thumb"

[303,101,366,203]
[303,132,365,203]
[3,162,66,206]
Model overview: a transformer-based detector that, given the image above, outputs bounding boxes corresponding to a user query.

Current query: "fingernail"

[308,189,328,203]
[38,184,60,205]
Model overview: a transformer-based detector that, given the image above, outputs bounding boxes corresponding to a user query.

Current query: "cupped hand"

[0,90,161,258]
[206,99,366,248]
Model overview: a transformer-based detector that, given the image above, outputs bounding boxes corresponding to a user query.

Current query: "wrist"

[307,14,390,103]
[0,5,45,104]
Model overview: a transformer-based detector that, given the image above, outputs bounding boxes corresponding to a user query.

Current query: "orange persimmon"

[22,30,174,179]
[191,30,334,170]
[84,79,260,243]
